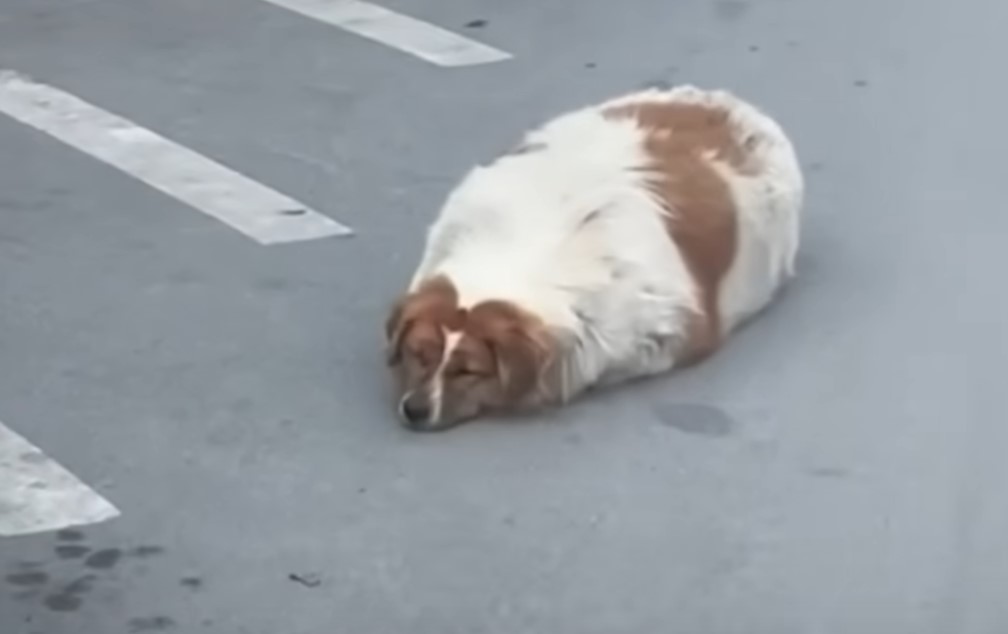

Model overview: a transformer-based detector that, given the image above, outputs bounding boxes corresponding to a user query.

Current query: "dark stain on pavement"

[10,536,175,615]
[128,616,177,632]
[180,576,203,589]
[44,593,82,612]
[641,79,673,90]
[84,548,122,570]
[714,0,750,21]
[6,571,49,587]
[56,529,85,542]
[129,545,166,558]
[288,572,322,588]
[653,403,737,437]
[42,574,96,613]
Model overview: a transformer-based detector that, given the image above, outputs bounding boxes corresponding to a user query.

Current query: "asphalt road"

[2,0,1007,632]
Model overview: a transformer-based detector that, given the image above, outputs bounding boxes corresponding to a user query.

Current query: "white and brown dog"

[385,86,803,431]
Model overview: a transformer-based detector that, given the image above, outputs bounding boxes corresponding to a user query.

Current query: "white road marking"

[0,70,352,245]
[258,0,511,66]
[0,421,119,537]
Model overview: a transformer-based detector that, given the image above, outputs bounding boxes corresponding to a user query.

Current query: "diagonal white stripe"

[0,421,120,537]
[259,0,512,67]
[0,70,352,245]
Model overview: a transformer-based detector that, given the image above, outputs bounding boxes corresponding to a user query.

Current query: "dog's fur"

[385,86,803,431]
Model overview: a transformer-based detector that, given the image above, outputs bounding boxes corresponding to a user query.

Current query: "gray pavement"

[2,0,1007,632]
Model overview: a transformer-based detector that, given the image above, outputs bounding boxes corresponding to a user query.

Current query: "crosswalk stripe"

[0,70,352,245]
[258,0,512,66]
[0,421,120,537]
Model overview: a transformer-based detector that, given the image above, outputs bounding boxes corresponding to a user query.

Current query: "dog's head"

[385,276,555,431]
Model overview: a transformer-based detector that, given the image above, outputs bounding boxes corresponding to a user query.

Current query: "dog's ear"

[492,329,543,400]
[384,298,409,366]
[468,301,552,401]
[384,276,460,366]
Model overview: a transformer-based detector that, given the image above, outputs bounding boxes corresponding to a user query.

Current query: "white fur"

[408,86,803,403]
[430,330,462,422]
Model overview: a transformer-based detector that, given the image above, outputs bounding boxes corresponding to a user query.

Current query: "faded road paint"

[258,0,512,66]
[0,421,119,537]
[0,70,352,245]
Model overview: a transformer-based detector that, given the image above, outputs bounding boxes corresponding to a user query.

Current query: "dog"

[385,85,803,431]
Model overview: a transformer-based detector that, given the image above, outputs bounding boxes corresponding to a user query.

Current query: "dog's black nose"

[399,395,432,427]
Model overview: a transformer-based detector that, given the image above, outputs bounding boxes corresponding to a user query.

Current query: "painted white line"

[0,421,120,537]
[258,0,511,67]
[0,70,352,245]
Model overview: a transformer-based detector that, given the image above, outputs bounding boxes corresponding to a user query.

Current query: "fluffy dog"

[385,86,803,431]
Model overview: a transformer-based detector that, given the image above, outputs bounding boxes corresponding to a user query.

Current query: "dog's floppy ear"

[492,330,543,400]
[384,276,460,366]
[384,298,410,366]
[468,300,552,401]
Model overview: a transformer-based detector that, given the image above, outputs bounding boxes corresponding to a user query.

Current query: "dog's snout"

[399,392,433,428]
[402,399,430,424]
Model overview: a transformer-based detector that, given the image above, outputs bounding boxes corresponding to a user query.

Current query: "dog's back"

[392,86,803,426]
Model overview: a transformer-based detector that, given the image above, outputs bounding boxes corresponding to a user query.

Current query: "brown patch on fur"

[604,100,756,172]
[604,99,745,363]
[464,301,552,402]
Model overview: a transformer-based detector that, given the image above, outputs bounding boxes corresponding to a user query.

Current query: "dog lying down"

[385,85,803,431]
